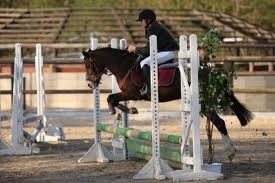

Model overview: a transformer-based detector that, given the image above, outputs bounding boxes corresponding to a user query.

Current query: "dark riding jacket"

[135,20,179,57]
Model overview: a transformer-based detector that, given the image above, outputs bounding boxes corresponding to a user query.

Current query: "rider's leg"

[139,51,175,69]
[140,64,151,95]
[138,51,175,96]
[155,51,175,64]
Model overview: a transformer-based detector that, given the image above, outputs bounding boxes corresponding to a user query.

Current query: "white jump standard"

[34,44,65,142]
[0,43,65,155]
[133,35,173,180]
[166,35,223,181]
[78,38,113,163]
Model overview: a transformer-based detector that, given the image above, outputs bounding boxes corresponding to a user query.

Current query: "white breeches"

[140,51,175,68]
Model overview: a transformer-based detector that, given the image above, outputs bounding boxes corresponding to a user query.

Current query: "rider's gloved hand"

[127,45,136,53]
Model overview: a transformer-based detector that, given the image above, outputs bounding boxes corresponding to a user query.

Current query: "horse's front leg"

[107,93,138,115]
[209,111,237,162]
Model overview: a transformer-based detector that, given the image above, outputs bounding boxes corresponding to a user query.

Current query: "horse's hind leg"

[209,111,236,162]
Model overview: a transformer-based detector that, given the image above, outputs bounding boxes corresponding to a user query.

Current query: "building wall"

[233,76,275,112]
[0,73,181,112]
[1,73,274,112]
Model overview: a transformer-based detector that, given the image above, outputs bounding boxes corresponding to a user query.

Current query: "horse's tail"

[229,93,254,126]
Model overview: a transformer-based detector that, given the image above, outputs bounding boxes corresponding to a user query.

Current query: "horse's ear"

[88,48,92,52]
[82,51,89,58]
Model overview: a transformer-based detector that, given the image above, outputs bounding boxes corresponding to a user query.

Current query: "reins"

[118,54,143,89]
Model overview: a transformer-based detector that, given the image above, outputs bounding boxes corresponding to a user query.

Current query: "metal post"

[0,43,30,155]
[110,38,129,161]
[133,35,173,180]
[78,37,113,163]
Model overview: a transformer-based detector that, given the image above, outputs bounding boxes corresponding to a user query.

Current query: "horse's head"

[82,49,108,89]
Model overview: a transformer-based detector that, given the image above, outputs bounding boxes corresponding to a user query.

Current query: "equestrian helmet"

[136,9,156,22]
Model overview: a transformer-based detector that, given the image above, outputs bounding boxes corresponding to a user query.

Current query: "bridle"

[85,54,108,88]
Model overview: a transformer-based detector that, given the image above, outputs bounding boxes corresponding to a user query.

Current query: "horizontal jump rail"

[97,123,182,144]
[126,138,181,163]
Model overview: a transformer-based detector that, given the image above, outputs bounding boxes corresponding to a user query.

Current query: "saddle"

[131,61,178,87]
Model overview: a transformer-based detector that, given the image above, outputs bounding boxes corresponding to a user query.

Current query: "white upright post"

[32,44,47,142]
[110,38,129,161]
[0,43,30,155]
[178,35,192,166]
[190,34,202,173]
[119,38,129,128]
[36,44,45,128]
[34,44,64,142]
[110,38,120,93]
[133,35,173,180]
[78,38,113,163]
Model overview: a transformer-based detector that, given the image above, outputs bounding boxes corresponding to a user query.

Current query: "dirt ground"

[0,114,275,183]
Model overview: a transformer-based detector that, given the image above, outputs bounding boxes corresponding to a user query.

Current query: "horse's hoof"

[129,107,138,114]
[109,110,116,115]
[115,113,122,121]
[227,148,237,162]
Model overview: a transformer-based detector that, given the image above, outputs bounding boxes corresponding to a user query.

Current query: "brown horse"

[82,47,253,161]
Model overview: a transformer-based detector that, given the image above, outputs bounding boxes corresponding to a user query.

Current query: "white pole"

[91,38,101,147]
[110,38,120,93]
[119,38,128,128]
[189,34,202,172]
[12,43,24,149]
[110,38,129,161]
[33,44,64,142]
[35,44,46,127]
[78,37,113,163]
[134,35,173,180]
[150,35,161,174]
[0,43,30,155]
[178,35,192,165]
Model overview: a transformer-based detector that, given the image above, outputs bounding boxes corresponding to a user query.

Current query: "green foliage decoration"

[198,28,233,115]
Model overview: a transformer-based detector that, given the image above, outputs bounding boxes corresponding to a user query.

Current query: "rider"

[127,9,179,96]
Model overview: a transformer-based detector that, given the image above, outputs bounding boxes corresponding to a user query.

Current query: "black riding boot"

[140,65,151,96]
